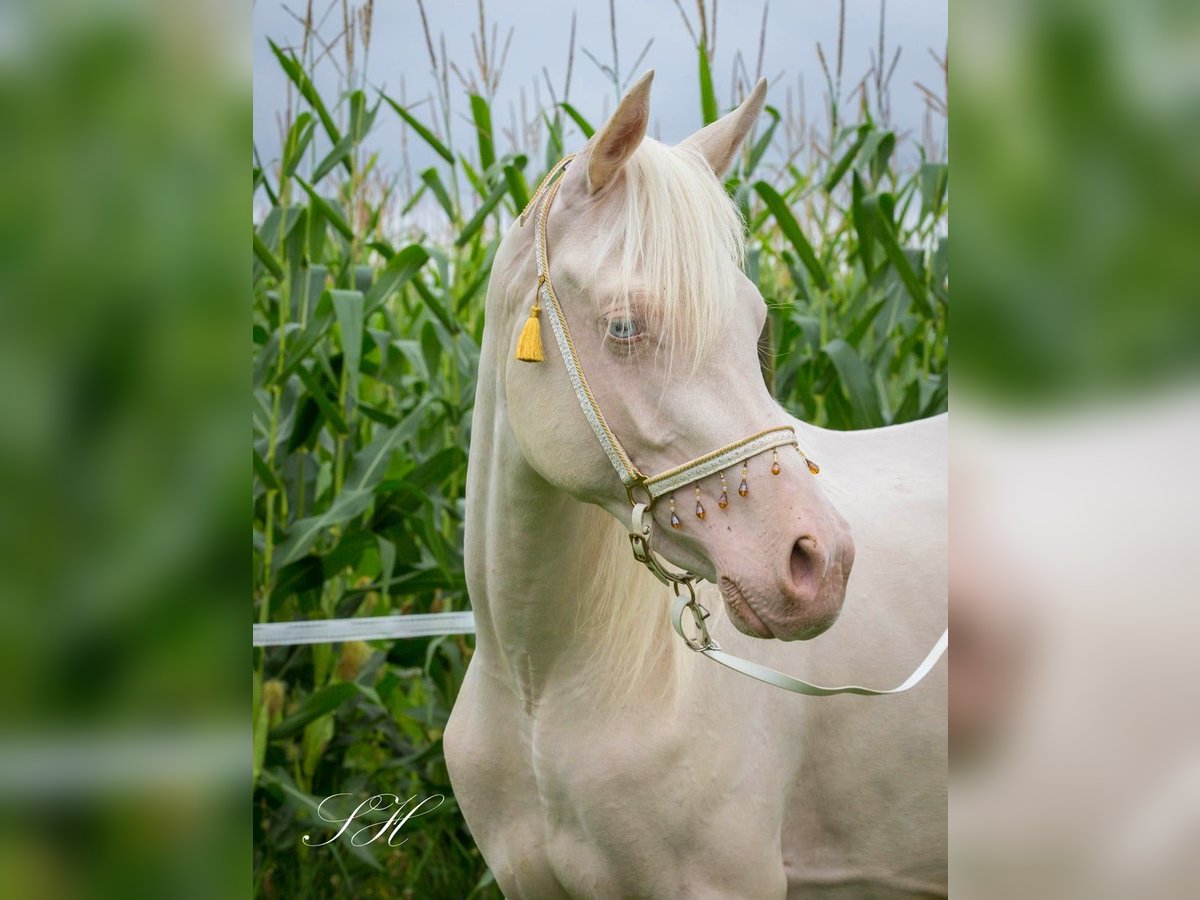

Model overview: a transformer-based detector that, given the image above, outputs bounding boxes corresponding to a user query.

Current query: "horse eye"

[607,317,639,341]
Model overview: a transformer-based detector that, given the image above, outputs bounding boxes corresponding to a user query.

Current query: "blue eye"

[607,317,640,341]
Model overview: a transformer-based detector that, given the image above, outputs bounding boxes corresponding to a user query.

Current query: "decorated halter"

[514,155,947,697]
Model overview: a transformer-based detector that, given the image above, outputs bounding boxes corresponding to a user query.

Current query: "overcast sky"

[253,0,946,181]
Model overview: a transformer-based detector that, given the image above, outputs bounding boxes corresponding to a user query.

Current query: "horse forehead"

[552,236,635,295]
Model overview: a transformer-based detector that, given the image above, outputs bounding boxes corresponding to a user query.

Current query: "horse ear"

[585,70,654,194]
[681,78,767,178]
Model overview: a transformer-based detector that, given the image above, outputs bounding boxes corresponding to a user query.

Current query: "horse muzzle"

[718,526,854,641]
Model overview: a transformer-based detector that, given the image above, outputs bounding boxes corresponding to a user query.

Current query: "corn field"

[252,2,947,895]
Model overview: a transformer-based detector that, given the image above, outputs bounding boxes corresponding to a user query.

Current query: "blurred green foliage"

[956,0,1200,401]
[0,2,246,900]
[252,15,947,897]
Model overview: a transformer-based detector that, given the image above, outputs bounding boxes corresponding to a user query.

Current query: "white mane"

[573,503,695,711]
[592,137,747,369]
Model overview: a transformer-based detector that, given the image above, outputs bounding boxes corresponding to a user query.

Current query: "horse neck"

[464,333,686,713]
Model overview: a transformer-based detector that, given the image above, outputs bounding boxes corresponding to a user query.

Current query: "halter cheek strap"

[519,156,947,697]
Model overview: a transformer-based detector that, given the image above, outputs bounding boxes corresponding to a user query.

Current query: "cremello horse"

[445,72,947,899]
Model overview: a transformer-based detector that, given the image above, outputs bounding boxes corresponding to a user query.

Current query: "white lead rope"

[671,593,948,696]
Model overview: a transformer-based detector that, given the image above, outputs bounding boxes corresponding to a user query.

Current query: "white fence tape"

[253,611,476,647]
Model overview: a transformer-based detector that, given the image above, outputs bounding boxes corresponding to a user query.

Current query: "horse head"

[499,71,854,642]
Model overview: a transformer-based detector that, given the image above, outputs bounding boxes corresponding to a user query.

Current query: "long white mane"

[572,504,695,710]
[591,137,747,369]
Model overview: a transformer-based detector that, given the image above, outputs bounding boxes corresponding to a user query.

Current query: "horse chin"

[719,578,774,639]
[719,575,840,642]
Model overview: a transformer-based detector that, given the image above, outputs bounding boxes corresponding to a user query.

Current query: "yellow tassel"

[515,304,545,362]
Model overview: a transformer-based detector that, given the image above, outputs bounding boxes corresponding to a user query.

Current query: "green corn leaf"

[503,159,529,212]
[256,205,303,253]
[267,40,345,162]
[746,105,781,176]
[380,93,455,163]
[543,113,565,168]
[253,232,284,281]
[412,278,458,335]
[845,298,888,348]
[850,171,875,275]
[754,181,829,290]
[870,131,896,183]
[273,487,374,569]
[698,45,718,125]
[407,447,467,494]
[253,449,282,493]
[346,89,377,142]
[863,191,932,316]
[377,536,396,598]
[419,167,455,220]
[281,112,315,177]
[420,319,442,380]
[344,405,428,493]
[277,298,334,383]
[254,322,302,389]
[920,162,948,220]
[456,181,507,246]
[459,156,488,200]
[921,374,948,417]
[822,338,885,428]
[823,124,870,193]
[559,102,595,138]
[253,145,278,206]
[931,236,948,304]
[300,714,334,780]
[311,133,355,184]
[270,682,358,739]
[330,290,364,394]
[294,177,353,241]
[365,244,429,313]
[455,267,491,314]
[894,174,921,232]
[469,94,496,176]
[399,182,427,216]
[367,240,396,260]
[426,244,452,295]
[295,365,348,434]
[893,379,923,423]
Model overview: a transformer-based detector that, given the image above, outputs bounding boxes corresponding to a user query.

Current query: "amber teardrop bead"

[771,461,781,475]
[805,458,820,475]
[695,501,705,520]
[738,479,749,497]
[670,512,681,529]
[717,490,728,509]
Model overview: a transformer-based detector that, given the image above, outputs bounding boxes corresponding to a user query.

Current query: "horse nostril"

[790,539,813,589]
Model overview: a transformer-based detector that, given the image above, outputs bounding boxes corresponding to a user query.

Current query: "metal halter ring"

[625,478,654,509]
[674,580,719,652]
